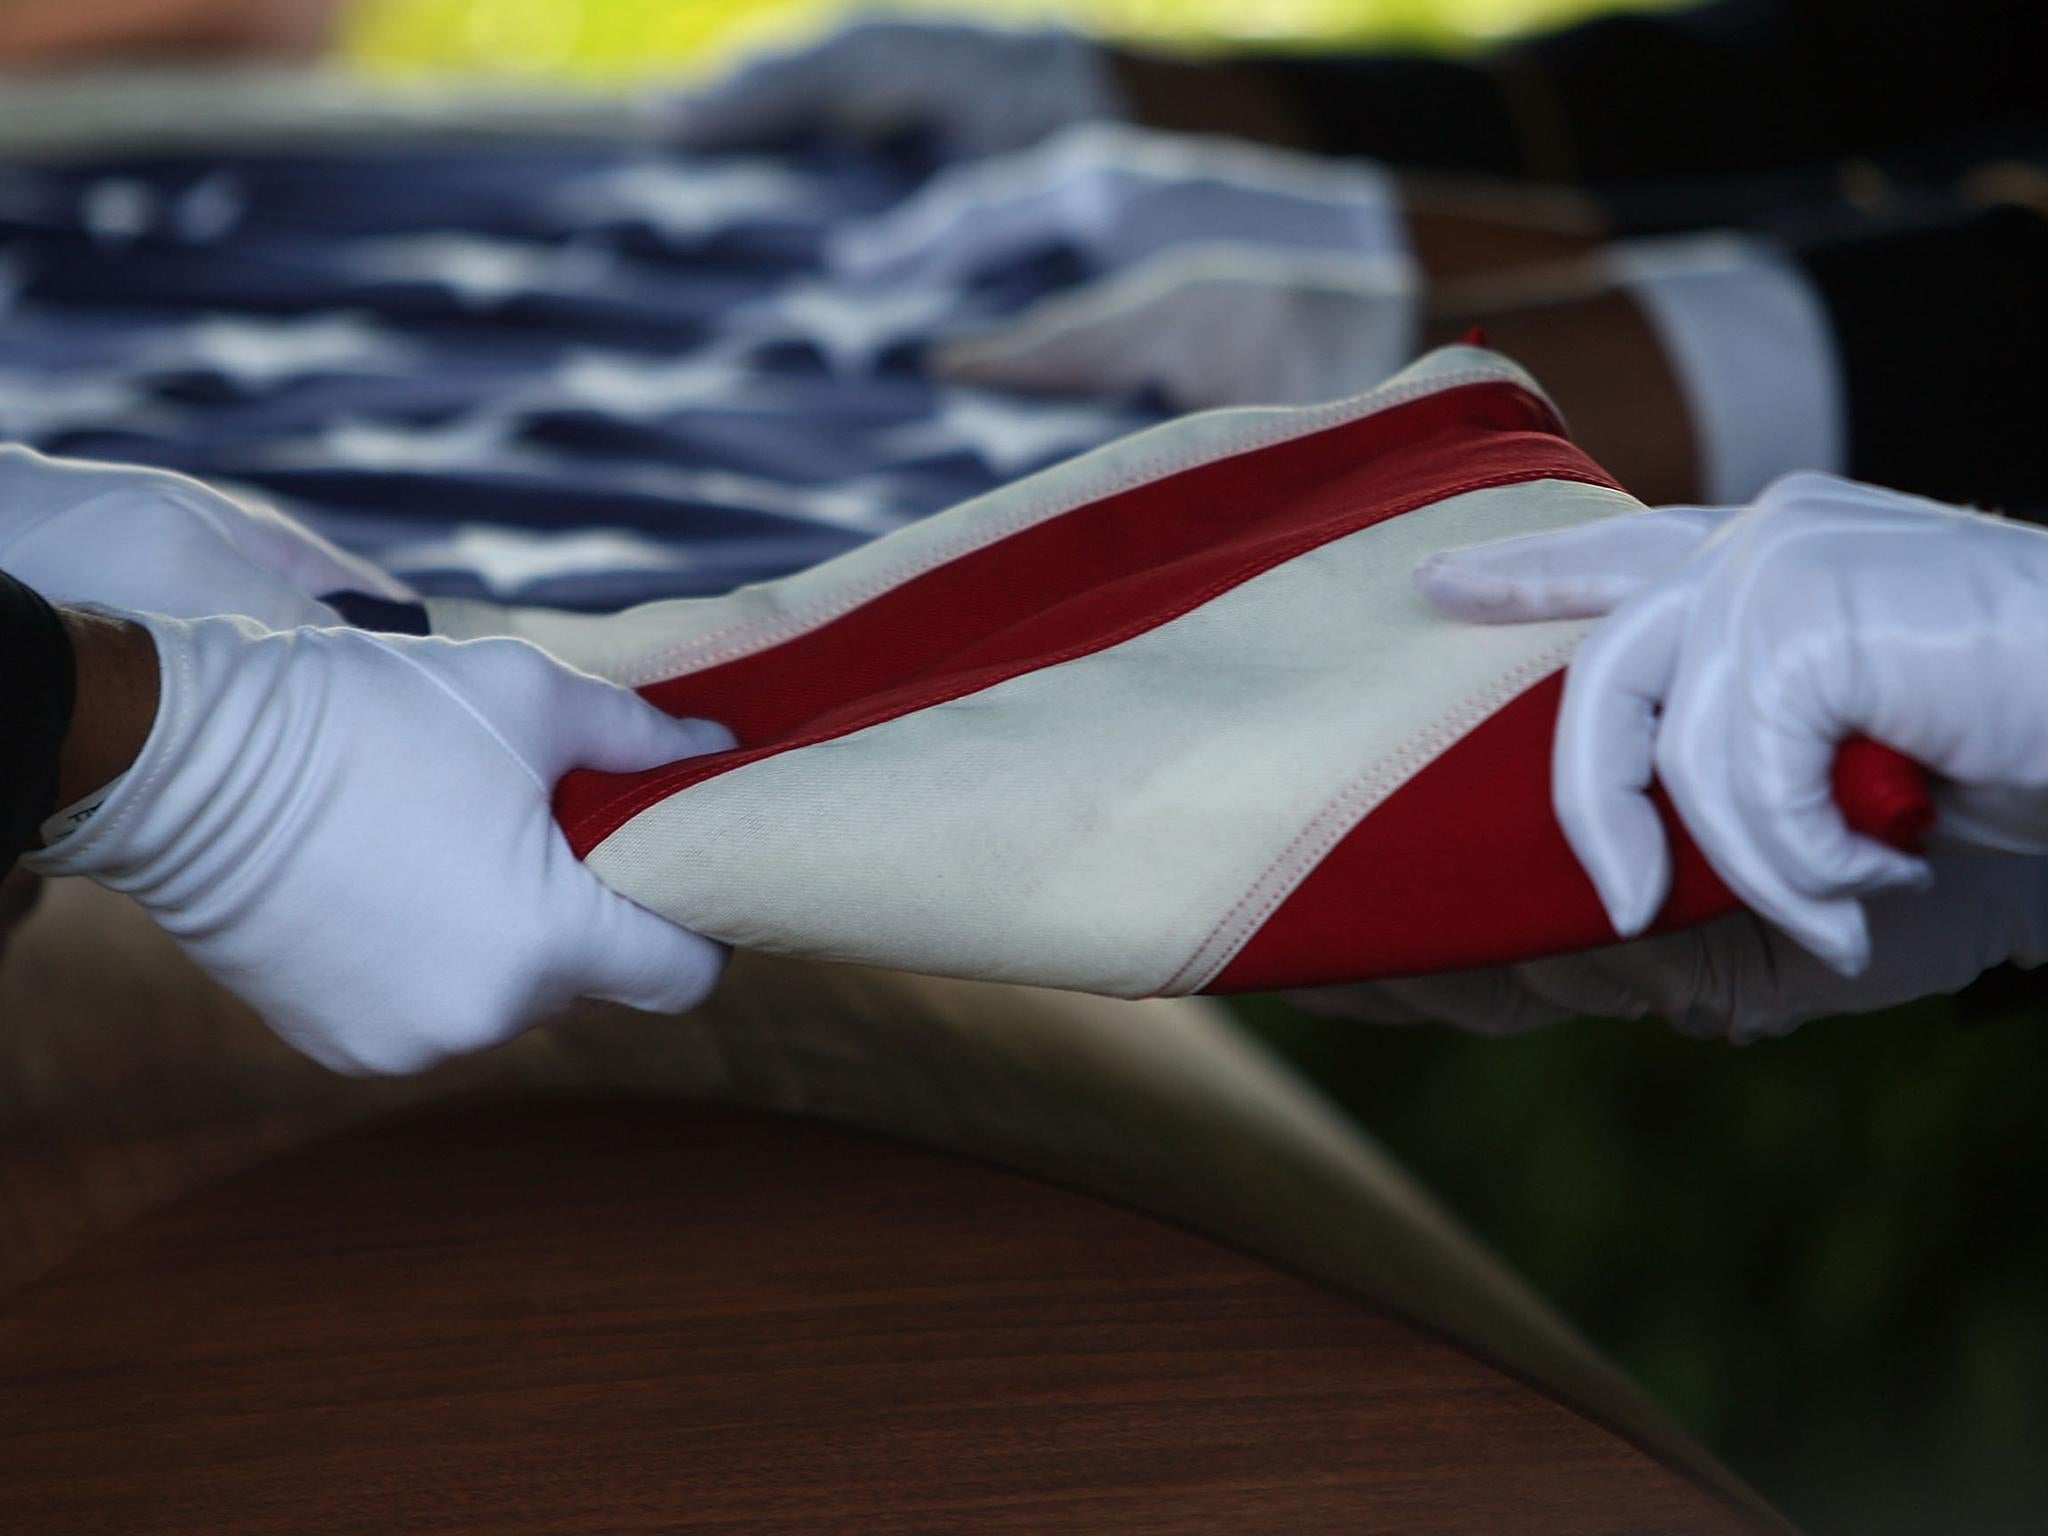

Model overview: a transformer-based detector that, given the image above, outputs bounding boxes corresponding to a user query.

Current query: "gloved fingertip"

[1412,552,1520,621]
[551,667,740,773]
[1603,828,1675,941]
[1767,807,1937,899]
[1835,843,1934,899]
[613,707,739,776]
[1553,772,1673,939]
[667,714,741,757]
[1789,901,1872,979]
[1602,879,1661,942]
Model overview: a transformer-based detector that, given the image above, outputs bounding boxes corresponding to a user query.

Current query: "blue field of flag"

[0,136,1157,609]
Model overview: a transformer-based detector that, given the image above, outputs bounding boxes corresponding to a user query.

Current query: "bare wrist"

[1426,286,1701,504]
[53,608,160,820]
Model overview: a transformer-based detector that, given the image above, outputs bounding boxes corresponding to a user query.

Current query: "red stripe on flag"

[1209,673,1688,988]
[1208,675,1931,990]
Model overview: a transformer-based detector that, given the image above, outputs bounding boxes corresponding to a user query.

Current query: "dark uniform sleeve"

[1244,0,2048,187]
[1,570,76,866]
[1792,201,2048,516]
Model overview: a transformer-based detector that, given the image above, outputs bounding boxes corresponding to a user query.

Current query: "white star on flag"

[548,160,818,242]
[79,178,158,242]
[141,314,416,388]
[287,413,520,472]
[0,370,156,438]
[347,235,618,310]
[734,280,960,374]
[171,173,248,243]
[550,348,757,419]
[875,386,1128,477]
[378,523,706,597]
[606,461,904,534]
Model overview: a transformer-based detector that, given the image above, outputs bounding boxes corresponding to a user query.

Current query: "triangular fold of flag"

[430,346,1925,996]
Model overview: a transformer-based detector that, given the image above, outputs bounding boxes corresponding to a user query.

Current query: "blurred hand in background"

[938,244,1419,415]
[830,122,1409,287]
[661,17,1124,160]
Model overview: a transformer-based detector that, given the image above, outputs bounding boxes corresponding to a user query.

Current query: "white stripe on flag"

[586,476,1634,996]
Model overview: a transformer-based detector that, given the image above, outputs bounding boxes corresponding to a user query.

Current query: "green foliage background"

[1240,993,2048,1534]
[342,4,2048,1527]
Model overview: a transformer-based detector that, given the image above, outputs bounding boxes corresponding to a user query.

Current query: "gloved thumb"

[1415,505,1732,624]
[541,673,735,1015]
[565,675,741,774]
[571,877,730,1016]
[545,666,739,779]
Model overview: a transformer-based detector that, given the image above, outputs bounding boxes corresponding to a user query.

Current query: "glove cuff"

[21,611,288,915]
[1611,233,1845,504]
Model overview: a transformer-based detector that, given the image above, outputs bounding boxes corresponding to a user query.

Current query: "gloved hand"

[830,123,1409,290]
[1415,473,2048,974]
[24,611,734,1074]
[1296,851,2048,1042]
[936,244,1418,411]
[0,446,412,627]
[659,19,1124,160]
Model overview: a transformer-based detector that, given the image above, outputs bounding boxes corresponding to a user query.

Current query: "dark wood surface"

[0,1101,1768,1535]
[0,882,1791,1531]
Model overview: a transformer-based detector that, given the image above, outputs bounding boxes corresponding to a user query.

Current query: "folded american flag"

[419,347,1924,994]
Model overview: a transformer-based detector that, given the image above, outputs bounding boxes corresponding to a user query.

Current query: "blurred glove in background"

[831,122,1407,287]
[0,447,415,628]
[661,18,1125,159]
[938,243,1418,410]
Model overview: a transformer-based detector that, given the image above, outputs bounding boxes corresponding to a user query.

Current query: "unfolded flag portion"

[429,346,1921,996]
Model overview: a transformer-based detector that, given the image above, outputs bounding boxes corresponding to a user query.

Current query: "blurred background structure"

[341,0,1680,82]
[3,2,2044,1532]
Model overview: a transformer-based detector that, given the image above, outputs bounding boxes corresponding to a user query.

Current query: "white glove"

[831,122,1409,289]
[1414,473,2048,974]
[659,19,1124,160]
[24,612,734,1075]
[0,446,412,627]
[1296,852,2048,1042]
[936,244,1419,411]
